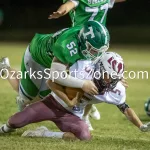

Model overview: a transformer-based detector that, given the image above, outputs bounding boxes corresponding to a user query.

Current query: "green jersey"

[30,34,53,68]
[30,26,83,68]
[63,0,114,26]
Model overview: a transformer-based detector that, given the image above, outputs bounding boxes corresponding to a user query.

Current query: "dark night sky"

[0,0,150,29]
[0,0,150,43]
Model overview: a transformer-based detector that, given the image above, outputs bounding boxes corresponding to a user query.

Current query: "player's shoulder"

[52,26,82,64]
[55,26,81,45]
[80,0,109,6]
[52,26,80,52]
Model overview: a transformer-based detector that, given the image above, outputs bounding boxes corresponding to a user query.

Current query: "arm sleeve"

[50,62,85,88]
[70,0,79,7]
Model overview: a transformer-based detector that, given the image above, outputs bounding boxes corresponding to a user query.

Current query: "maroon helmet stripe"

[117,63,123,73]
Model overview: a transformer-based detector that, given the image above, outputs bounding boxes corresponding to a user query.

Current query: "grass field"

[0,43,150,150]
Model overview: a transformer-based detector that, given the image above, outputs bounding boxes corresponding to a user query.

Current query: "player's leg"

[6,67,19,92]
[0,95,87,140]
[0,57,19,92]
[54,115,91,140]
[22,116,91,140]
[0,57,10,76]
[89,104,101,120]
[38,74,51,99]
[22,126,76,140]
[82,104,94,131]
[17,45,46,111]
[21,95,91,140]
[0,95,61,133]
[82,104,100,131]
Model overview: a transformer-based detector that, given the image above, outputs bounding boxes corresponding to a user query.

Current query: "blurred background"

[0,0,150,44]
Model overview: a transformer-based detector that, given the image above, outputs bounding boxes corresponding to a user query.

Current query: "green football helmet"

[78,20,110,60]
[145,98,150,116]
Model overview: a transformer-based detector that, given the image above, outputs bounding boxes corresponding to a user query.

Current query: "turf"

[0,43,150,150]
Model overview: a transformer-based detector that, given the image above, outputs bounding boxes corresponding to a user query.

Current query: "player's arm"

[117,103,150,132]
[49,57,98,95]
[46,80,82,107]
[48,0,78,19]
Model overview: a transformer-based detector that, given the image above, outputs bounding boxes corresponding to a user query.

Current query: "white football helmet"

[93,52,124,93]
[100,52,124,78]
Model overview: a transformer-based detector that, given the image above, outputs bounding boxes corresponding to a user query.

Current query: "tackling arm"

[48,1,77,19]
[48,57,98,95]
[117,103,150,132]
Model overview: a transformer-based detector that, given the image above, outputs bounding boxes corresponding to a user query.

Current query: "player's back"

[51,25,83,65]
[30,33,53,68]
[29,26,82,68]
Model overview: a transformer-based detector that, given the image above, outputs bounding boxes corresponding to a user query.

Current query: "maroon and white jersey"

[51,60,126,118]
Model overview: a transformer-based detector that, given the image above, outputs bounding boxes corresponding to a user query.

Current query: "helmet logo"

[117,63,124,74]
[83,27,95,39]
[107,56,124,74]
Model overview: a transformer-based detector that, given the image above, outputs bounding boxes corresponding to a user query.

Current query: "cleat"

[82,116,94,131]
[22,130,37,137]
[22,126,49,137]
[35,126,49,131]
[0,57,10,77]
[89,105,100,120]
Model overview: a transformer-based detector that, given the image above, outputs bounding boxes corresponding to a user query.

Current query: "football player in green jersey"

[49,0,126,26]
[48,0,126,130]
[0,21,110,113]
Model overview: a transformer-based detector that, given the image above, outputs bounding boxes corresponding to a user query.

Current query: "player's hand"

[48,10,66,19]
[121,78,129,89]
[140,122,150,132]
[82,80,98,95]
[70,92,81,107]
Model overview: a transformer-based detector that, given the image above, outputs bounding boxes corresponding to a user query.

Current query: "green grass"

[0,43,150,150]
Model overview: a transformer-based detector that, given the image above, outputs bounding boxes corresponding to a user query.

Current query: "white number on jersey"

[66,41,78,56]
[85,3,109,23]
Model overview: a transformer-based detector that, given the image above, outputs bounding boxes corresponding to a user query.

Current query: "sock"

[0,124,15,133]
[43,131,64,138]
[82,115,89,120]
[91,105,96,112]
